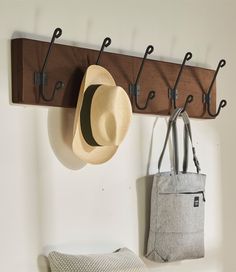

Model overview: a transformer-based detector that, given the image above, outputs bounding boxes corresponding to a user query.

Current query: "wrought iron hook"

[35,27,64,102]
[96,37,112,65]
[181,95,194,113]
[204,59,227,117]
[130,45,156,110]
[169,52,193,109]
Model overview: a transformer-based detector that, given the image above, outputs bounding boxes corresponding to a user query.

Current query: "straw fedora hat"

[72,65,132,164]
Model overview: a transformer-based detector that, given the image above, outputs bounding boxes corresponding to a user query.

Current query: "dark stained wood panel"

[11,38,216,118]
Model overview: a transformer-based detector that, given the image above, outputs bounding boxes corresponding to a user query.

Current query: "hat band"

[80,84,101,147]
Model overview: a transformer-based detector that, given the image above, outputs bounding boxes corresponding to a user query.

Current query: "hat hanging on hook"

[72,37,132,164]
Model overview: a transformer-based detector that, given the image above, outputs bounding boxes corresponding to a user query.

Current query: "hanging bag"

[146,108,206,262]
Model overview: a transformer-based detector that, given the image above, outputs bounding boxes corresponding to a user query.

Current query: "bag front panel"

[147,230,204,262]
[146,172,206,262]
[157,191,205,233]
[155,172,206,233]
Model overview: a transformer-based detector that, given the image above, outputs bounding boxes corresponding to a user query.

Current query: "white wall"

[0,0,235,271]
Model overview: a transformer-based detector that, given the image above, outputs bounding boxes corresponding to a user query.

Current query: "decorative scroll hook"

[96,37,112,65]
[181,94,194,113]
[129,45,156,110]
[204,59,227,117]
[35,27,64,102]
[169,52,193,109]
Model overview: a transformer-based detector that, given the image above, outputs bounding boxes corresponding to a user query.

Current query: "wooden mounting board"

[11,38,216,118]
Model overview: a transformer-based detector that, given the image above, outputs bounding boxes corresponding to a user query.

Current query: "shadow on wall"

[136,175,153,256]
[136,116,159,257]
[47,107,86,170]
[220,107,236,270]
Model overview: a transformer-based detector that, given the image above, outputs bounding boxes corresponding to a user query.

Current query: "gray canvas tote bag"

[146,108,206,263]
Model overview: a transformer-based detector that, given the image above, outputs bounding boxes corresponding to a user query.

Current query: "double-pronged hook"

[96,37,112,65]
[34,28,64,102]
[203,59,227,117]
[129,45,156,110]
[169,52,194,112]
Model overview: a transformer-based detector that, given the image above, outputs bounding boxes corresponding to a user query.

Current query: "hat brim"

[72,65,118,164]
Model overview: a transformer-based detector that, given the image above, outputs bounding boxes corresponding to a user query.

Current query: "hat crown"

[72,65,132,164]
[91,85,131,146]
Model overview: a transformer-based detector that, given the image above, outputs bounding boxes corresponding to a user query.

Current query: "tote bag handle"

[158,108,201,174]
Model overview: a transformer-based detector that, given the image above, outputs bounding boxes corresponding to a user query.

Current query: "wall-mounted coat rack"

[11,28,227,119]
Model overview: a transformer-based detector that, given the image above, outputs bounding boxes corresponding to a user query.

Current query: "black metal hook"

[169,52,193,109]
[35,27,64,102]
[181,94,194,113]
[129,45,156,110]
[204,59,227,117]
[96,37,112,65]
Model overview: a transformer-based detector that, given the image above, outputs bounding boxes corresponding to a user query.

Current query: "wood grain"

[11,38,216,118]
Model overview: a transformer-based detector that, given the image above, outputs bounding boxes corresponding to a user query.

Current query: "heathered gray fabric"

[48,248,147,272]
[146,172,206,262]
[146,108,206,262]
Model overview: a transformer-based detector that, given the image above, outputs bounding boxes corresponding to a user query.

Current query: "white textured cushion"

[48,247,147,272]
